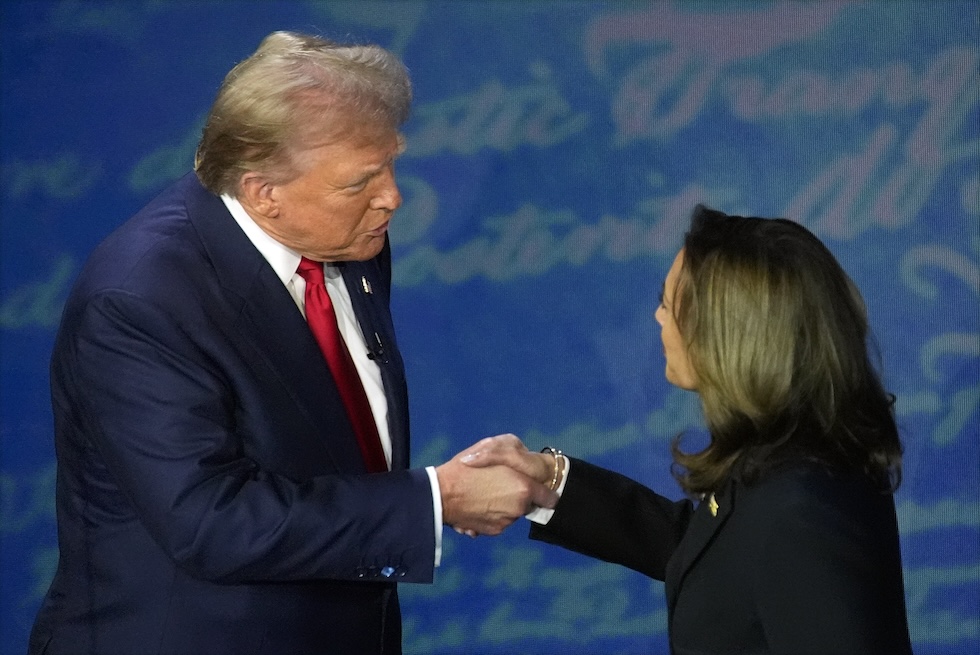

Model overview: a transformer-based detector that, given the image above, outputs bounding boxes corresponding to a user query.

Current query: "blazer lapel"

[237,275,369,471]
[182,174,367,472]
[340,260,410,470]
[665,480,736,612]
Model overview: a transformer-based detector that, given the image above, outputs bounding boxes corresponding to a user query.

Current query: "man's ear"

[238,172,280,218]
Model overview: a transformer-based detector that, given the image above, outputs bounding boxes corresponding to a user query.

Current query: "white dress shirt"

[221,194,443,566]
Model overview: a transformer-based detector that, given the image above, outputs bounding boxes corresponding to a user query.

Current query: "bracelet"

[541,446,563,491]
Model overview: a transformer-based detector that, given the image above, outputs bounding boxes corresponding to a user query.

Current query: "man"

[29,31,554,655]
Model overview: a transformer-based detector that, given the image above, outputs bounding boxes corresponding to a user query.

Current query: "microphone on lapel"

[357,275,387,364]
[367,332,387,363]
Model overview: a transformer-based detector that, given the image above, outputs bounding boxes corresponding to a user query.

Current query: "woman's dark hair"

[670,205,902,495]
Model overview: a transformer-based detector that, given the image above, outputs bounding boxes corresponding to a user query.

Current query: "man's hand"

[458,433,554,483]
[436,434,558,537]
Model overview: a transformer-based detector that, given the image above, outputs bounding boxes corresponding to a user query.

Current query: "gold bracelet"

[541,446,563,491]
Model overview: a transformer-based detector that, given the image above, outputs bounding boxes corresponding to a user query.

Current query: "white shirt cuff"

[526,455,570,525]
[425,466,443,567]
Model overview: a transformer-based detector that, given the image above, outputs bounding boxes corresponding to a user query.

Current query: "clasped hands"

[435,434,561,538]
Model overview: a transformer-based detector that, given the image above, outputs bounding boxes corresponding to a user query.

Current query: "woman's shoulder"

[729,459,904,584]
[734,460,893,522]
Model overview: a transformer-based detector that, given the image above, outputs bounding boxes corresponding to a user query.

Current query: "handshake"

[435,434,564,538]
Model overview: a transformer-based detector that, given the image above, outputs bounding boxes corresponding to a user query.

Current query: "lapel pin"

[708,493,719,517]
[361,276,372,294]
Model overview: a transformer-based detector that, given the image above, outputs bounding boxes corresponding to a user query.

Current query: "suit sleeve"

[752,476,913,654]
[58,287,436,584]
[529,458,694,580]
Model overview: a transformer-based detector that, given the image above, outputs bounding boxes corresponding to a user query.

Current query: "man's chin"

[349,235,387,261]
[321,234,387,262]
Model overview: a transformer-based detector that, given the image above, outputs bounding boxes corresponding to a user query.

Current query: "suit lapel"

[340,259,410,470]
[665,480,736,612]
[181,174,367,472]
[237,274,369,472]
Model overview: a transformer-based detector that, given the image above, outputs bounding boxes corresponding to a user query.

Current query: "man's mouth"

[367,222,390,236]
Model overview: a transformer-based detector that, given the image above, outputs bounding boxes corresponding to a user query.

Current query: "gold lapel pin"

[361,276,372,294]
[708,493,719,517]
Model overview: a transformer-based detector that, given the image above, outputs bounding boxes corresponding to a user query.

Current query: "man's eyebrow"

[363,143,403,175]
[346,137,404,187]
[350,155,397,185]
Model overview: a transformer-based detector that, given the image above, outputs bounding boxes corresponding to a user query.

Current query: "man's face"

[257,126,403,262]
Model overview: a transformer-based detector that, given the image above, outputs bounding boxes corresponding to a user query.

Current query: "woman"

[463,205,913,654]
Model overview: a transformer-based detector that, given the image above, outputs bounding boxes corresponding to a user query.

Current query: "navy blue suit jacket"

[531,459,913,655]
[30,173,435,655]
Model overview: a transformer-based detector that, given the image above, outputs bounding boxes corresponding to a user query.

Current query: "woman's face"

[655,249,698,390]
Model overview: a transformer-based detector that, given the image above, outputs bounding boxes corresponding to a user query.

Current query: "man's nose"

[371,166,401,212]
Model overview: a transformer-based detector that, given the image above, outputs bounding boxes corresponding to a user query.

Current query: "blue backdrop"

[1,1,977,653]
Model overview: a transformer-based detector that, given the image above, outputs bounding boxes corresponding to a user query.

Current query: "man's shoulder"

[70,174,222,303]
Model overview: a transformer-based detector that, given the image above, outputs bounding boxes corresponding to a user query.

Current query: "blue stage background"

[1,2,977,653]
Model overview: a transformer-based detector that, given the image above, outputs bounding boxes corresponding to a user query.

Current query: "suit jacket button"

[381,566,396,578]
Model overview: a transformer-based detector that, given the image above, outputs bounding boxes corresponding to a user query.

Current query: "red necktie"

[297,257,388,473]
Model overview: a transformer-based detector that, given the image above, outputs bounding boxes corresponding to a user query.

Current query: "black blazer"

[531,458,913,655]
[30,173,434,655]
